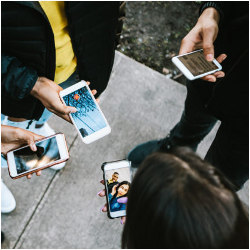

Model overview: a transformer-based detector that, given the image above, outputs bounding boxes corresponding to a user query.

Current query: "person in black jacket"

[1,2,123,128]
[128,2,249,191]
[1,1,124,209]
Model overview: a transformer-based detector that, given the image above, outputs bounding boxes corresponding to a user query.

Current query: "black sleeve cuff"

[199,2,224,20]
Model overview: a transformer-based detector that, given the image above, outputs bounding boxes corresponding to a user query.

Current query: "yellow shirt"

[39,1,77,84]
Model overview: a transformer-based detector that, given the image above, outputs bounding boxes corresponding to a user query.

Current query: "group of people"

[1,1,249,248]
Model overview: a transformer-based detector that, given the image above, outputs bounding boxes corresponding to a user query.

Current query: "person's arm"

[2,54,77,123]
[108,193,113,201]
[1,125,44,179]
[2,53,38,99]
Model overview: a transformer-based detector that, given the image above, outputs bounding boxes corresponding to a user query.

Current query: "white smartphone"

[172,49,222,80]
[102,160,132,219]
[60,80,111,144]
[7,133,69,179]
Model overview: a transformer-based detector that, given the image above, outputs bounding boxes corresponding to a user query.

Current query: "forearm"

[2,54,38,99]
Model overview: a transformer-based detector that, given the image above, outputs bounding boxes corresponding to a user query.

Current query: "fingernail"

[217,74,224,78]
[31,144,37,151]
[69,107,77,113]
[120,218,124,225]
[100,206,105,212]
[206,54,213,61]
[97,190,102,196]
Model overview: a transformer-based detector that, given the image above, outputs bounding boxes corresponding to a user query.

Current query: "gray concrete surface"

[2,51,248,249]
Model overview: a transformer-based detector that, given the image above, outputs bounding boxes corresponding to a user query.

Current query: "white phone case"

[172,49,222,80]
[59,80,111,144]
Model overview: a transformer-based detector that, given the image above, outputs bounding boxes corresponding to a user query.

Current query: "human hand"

[179,7,227,82]
[98,180,126,224]
[1,125,44,179]
[30,78,99,123]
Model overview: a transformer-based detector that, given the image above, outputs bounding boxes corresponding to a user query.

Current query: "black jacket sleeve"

[1,53,38,100]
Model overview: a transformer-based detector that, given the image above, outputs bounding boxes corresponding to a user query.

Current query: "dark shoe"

[127,136,171,167]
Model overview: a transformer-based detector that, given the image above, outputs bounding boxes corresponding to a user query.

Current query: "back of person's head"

[122,147,249,249]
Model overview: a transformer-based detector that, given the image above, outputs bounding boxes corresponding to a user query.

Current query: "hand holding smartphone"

[101,160,132,219]
[60,81,111,144]
[7,133,69,179]
[172,49,222,80]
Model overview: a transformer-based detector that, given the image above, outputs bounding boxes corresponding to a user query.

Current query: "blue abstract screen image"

[63,86,106,137]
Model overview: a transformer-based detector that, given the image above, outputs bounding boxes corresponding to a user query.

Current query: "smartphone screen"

[63,86,107,138]
[105,165,131,214]
[178,50,218,76]
[13,137,60,174]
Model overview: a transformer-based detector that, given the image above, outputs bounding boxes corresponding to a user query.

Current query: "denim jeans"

[168,80,248,190]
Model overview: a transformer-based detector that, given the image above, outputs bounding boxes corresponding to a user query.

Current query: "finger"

[21,132,43,151]
[62,105,77,114]
[216,54,227,64]
[91,89,97,96]
[50,104,77,116]
[27,174,32,179]
[52,111,73,124]
[121,216,126,225]
[100,180,105,185]
[202,27,216,61]
[97,189,106,197]
[86,81,90,86]
[179,36,196,55]
[117,197,128,204]
[29,142,37,152]
[201,75,216,82]
[213,71,225,78]
[96,98,100,104]
[36,171,42,176]
[101,204,107,212]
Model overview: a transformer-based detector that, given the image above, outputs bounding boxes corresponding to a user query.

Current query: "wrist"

[200,7,220,24]
[30,77,46,98]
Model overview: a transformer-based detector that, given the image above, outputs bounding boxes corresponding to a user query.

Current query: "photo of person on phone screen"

[107,172,119,193]
[108,181,130,212]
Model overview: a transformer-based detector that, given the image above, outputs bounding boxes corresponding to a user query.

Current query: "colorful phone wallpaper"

[63,86,106,137]
[106,167,131,212]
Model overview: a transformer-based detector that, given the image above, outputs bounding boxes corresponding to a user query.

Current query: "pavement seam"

[13,134,78,249]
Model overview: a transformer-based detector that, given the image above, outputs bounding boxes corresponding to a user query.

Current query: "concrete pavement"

[1,51,248,249]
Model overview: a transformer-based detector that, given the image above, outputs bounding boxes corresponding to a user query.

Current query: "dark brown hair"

[111,181,131,204]
[122,147,249,249]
